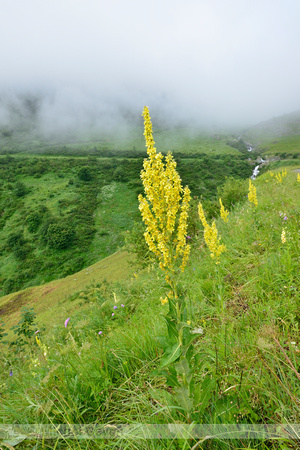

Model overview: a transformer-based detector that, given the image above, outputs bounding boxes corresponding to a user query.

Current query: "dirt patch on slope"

[0,290,32,317]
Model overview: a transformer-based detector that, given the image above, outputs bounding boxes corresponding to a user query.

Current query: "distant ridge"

[244,110,300,143]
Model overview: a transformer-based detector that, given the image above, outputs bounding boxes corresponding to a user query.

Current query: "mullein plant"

[275,168,287,184]
[198,203,226,263]
[219,198,229,223]
[138,107,199,415]
[248,179,258,208]
[198,203,226,319]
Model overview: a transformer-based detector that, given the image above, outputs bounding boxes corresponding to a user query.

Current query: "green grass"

[260,134,300,155]
[0,167,299,449]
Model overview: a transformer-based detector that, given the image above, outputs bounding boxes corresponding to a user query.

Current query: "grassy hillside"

[0,165,299,449]
[0,152,253,296]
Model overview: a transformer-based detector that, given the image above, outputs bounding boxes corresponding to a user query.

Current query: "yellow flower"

[248,179,258,207]
[275,168,287,184]
[281,228,286,244]
[198,202,226,263]
[138,106,191,275]
[297,173,300,182]
[187,320,191,325]
[219,198,229,222]
[160,296,168,305]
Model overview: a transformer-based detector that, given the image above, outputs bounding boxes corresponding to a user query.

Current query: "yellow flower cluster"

[248,179,258,207]
[275,168,287,183]
[219,198,229,222]
[138,107,191,273]
[281,228,286,244]
[297,173,300,182]
[198,202,226,263]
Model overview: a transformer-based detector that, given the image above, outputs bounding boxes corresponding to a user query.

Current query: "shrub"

[45,222,75,250]
[26,211,43,233]
[78,167,93,181]
[218,176,248,209]
[6,230,25,249]
[14,181,28,197]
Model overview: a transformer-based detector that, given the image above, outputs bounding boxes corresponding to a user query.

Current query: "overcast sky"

[1,0,300,130]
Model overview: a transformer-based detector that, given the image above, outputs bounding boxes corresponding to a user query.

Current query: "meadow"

[0,114,299,449]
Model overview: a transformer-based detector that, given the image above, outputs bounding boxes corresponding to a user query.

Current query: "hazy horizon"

[1,0,300,136]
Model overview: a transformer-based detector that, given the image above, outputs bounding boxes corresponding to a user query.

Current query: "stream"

[247,144,265,180]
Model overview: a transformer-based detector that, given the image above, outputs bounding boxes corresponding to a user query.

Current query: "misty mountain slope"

[244,109,300,143]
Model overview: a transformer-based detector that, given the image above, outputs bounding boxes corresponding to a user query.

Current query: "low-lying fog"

[1,0,300,138]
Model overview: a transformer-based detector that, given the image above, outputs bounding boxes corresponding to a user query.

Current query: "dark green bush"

[14,181,28,197]
[45,222,75,250]
[26,211,43,233]
[6,230,25,249]
[78,167,93,181]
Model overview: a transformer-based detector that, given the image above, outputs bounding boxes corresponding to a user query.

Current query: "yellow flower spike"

[138,106,191,275]
[219,198,229,222]
[297,173,300,182]
[248,179,258,207]
[281,228,286,244]
[198,202,226,263]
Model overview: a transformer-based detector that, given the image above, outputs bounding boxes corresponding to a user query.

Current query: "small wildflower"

[121,304,124,307]
[98,331,102,335]
[190,327,204,335]
[187,320,191,325]
[112,313,115,317]
[160,296,168,305]
[113,306,117,310]
[64,318,70,328]
[34,330,40,334]
[9,369,13,376]
[283,216,287,221]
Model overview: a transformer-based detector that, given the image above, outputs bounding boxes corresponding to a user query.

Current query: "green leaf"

[175,386,194,412]
[155,335,176,351]
[174,357,191,376]
[194,376,216,413]
[160,344,181,368]
[163,315,178,341]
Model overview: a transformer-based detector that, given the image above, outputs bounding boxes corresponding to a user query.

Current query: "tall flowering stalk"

[198,202,226,263]
[138,106,191,276]
[138,107,197,415]
[219,198,229,223]
[248,179,258,207]
[275,168,287,184]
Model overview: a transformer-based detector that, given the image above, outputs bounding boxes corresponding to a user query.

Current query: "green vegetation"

[259,134,300,157]
[0,166,299,449]
[0,150,253,296]
[0,111,300,448]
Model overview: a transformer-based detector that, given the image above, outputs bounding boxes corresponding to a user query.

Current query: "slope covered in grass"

[0,166,299,449]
